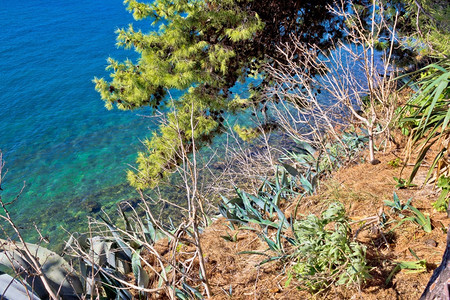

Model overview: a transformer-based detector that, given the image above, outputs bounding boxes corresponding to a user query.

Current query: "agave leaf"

[89,236,112,267]
[175,288,190,300]
[258,256,285,265]
[118,205,134,235]
[237,189,263,221]
[158,265,172,288]
[0,250,50,297]
[98,270,132,300]
[299,175,314,194]
[386,259,426,284]
[99,216,132,260]
[143,213,158,243]
[0,274,41,300]
[181,282,203,299]
[132,249,149,290]
[64,232,89,252]
[238,226,258,231]
[237,251,271,257]
[407,205,432,233]
[261,234,280,252]
[0,239,83,298]
[282,235,298,246]
[247,194,288,228]
[274,167,282,192]
[384,200,396,208]
[294,140,317,156]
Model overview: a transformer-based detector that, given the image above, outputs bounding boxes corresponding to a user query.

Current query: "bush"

[288,203,370,292]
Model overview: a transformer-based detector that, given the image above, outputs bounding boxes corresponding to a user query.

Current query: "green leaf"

[132,249,150,290]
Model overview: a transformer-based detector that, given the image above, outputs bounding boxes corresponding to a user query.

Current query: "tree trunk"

[368,125,380,165]
[420,226,450,299]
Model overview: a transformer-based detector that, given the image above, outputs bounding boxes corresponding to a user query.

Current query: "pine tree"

[94,0,343,189]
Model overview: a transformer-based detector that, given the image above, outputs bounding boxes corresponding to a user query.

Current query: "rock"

[424,239,438,247]
[80,198,101,213]
[118,198,139,212]
[370,159,381,165]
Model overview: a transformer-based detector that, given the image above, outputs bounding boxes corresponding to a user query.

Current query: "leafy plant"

[385,249,427,285]
[388,201,433,233]
[288,203,370,292]
[384,192,412,217]
[406,205,432,233]
[220,170,301,265]
[220,231,239,242]
[397,59,450,188]
[281,130,368,195]
[393,176,417,189]
[386,260,427,285]
[387,158,402,168]
[219,168,293,230]
[432,175,450,212]
[340,129,370,157]
[281,140,322,195]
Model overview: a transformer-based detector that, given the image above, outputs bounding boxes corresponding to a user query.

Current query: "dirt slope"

[195,148,447,299]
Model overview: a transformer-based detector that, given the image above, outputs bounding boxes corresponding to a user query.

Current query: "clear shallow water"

[0,0,158,244]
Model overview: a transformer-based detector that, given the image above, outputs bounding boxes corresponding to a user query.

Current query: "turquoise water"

[0,0,159,243]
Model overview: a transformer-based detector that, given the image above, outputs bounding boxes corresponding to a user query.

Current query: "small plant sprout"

[384,192,412,217]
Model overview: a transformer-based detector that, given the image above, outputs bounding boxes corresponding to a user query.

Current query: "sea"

[0,0,161,245]
[0,0,361,247]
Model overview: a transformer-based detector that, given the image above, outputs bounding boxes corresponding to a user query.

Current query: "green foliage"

[387,158,402,168]
[220,169,300,265]
[95,0,347,190]
[386,197,433,233]
[233,124,260,142]
[393,176,417,189]
[218,169,292,230]
[289,203,370,292]
[219,138,370,292]
[220,231,239,242]
[397,59,450,187]
[281,129,368,195]
[386,259,427,284]
[432,175,450,212]
[281,140,321,195]
[385,249,426,285]
[384,192,412,217]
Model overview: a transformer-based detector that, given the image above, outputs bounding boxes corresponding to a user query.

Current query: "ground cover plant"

[288,203,370,292]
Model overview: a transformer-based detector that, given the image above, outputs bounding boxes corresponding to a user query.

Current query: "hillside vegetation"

[0,0,449,299]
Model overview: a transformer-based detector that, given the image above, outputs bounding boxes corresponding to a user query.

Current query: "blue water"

[0,0,158,244]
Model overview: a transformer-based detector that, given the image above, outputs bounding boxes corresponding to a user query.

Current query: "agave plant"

[0,232,139,300]
[280,131,368,195]
[0,206,202,300]
[280,140,322,195]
